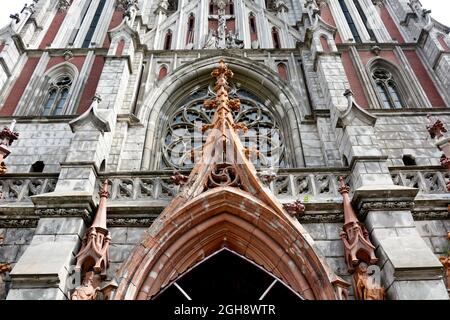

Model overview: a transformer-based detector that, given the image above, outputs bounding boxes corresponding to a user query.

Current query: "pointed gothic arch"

[114,187,338,300]
[139,55,310,170]
[17,62,79,116]
[366,58,408,109]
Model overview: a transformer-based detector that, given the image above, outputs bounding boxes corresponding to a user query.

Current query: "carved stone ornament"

[63,50,74,61]
[427,115,447,139]
[371,45,381,56]
[207,163,241,189]
[36,208,90,221]
[0,218,38,228]
[71,271,101,300]
[57,0,72,11]
[359,201,415,217]
[371,0,384,7]
[0,263,11,274]
[170,170,189,186]
[283,200,306,217]
[353,263,385,300]
[107,217,155,227]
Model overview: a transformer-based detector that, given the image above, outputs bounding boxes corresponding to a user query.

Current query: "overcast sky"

[0,0,449,32]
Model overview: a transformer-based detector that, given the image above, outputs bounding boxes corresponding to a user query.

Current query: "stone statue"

[71,272,101,301]
[354,263,385,300]
[226,32,244,49]
[204,31,219,49]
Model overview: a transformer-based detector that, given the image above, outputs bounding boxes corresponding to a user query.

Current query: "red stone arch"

[114,188,338,300]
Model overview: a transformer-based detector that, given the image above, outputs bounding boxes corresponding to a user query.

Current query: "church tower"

[0,0,449,300]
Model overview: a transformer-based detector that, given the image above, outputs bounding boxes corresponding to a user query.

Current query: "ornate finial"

[338,176,350,194]
[74,180,111,274]
[72,180,111,300]
[170,170,189,186]
[283,200,306,217]
[338,176,378,272]
[427,115,447,139]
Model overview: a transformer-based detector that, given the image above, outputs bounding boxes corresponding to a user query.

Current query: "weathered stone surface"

[0,245,19,262]
[35,218,85,237]
[125,228,147,244]
[10,240,79,276]
[387,280,449,300]
[366,211,415,230]
[314,240,344,258]
[7,288,67,300]
[302,223,327,240]
[375,235,442,269]
[109,245,135,263]
[324,223,343,240]
[110,227,127,244]
[3,229,34,245]
[415,221,447,237]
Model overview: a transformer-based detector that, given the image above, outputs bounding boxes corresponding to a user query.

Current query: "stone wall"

[415,220,450,257]
[0,227,35,299]
[374,114,450,167]
[302,223,355,299]
[107,227,147,279]
[3,121,73,174]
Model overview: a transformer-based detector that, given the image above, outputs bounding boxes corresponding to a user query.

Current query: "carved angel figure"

[354,263,385,300]
[71,272,101,300]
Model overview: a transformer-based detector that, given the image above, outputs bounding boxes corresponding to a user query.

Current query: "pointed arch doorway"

[152,248,305,303]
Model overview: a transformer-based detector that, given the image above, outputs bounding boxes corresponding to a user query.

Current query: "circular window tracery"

[161,86,286,170]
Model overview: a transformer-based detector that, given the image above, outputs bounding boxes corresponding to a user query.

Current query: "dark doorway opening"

[152,249,304,303]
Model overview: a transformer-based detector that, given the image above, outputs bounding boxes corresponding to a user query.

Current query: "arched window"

[229,1,234,15]
[164,30,172,50]
[438,34,450,52]
[320,35,330,53]
[158,66,168,80]
[272,27,281,49]
[249,13,258,42]
[186,15,195,46]
[277,63,288,81]
[42,75,73,116]
[161,86,286,169]
[372,68,404,109]
[116,39,125,56]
